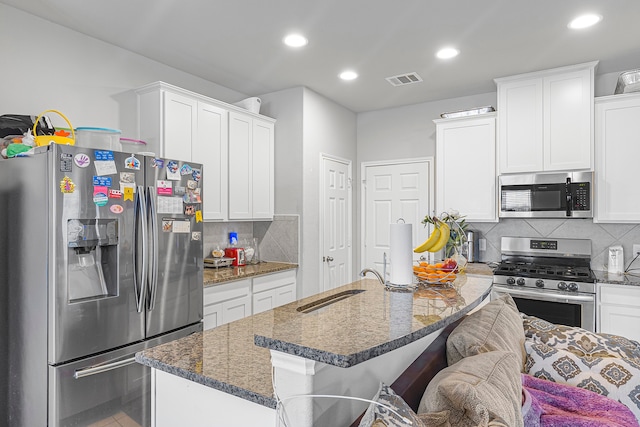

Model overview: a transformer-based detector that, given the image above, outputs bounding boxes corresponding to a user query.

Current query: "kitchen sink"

[296,289,365,314]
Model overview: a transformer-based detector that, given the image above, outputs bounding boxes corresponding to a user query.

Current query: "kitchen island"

[136,271,492,427]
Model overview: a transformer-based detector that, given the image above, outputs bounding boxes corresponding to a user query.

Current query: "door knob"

[324,256,334,262]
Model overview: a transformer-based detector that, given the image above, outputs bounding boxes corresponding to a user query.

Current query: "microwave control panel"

[570,182,590,210]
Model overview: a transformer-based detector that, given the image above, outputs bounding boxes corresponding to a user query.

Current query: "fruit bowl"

[412,258,458,285]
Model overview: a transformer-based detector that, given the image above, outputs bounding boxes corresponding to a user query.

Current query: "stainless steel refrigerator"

[0,144,203,426]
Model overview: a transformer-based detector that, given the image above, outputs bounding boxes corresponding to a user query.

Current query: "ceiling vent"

[386,72,423,87]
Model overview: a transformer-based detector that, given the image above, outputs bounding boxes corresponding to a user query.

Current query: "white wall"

[258,87,357,298]
[302,88,357,297]
[0,4,246,136]
[259,88,305,215]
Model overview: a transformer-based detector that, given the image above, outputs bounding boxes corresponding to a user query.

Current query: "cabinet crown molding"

[494,60,599,84]
[135,81,275,122]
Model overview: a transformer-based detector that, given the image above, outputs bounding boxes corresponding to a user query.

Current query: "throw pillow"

[524,339,640,421]
[358,383,450,427]
[418,351,524,427]
[522,314,640,361]
[446,294,526,367]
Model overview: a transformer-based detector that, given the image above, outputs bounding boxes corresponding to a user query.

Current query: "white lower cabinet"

[203,279,251,330]
[597,283,640,342]
[252,269,297,314]
[203,270,297,330]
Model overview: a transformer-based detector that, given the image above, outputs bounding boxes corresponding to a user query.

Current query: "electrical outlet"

[479,238,486,251]
[633,244,640,256]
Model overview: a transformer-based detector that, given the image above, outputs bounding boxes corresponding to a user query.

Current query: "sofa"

[351,294,640,427]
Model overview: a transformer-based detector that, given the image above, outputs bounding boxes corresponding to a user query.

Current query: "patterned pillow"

[522,314,640,361]
[524,340,640,420]
[358,383,451,427]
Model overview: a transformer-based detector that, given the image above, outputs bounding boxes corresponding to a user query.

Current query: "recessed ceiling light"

[339,70,358,81]
[436,47,459,59]
[568,14,602,29]
[283,33,308,48]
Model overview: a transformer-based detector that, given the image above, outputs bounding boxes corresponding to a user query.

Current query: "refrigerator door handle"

[134,185,148,313]
[147,185,159,311]
[73,356,137,379]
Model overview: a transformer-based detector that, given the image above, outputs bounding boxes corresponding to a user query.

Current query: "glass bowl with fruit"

[412,258,458,285]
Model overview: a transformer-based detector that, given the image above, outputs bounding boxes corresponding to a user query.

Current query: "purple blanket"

[522,374,639,427]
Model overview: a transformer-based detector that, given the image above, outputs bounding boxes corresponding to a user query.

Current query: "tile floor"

[86,411,141,427]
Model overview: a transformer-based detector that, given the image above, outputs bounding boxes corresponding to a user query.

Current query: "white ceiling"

[3,0,640,112]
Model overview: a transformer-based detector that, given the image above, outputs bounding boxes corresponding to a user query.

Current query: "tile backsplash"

[468,218,640,272]
[203,215,299,264]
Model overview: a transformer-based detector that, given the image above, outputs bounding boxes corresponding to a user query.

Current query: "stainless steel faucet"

[360,252,387,286]
[359,267,385,285]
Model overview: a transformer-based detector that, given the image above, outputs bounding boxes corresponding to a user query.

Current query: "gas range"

[492,237,596,294]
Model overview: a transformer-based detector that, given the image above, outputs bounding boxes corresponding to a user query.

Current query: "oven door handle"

[492,285,594,303]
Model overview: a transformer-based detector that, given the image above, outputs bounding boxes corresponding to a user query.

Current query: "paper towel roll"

[389,222,413,286]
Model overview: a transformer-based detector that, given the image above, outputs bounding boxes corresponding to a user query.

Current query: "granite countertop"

[463,262,494,276]
[594,270,640,286]
[203,261,297,286]
[136,274,492,408]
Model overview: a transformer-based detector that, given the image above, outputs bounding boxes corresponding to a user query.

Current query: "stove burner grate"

[494,261,595,281]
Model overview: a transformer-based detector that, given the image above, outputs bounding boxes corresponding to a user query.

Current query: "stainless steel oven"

[491,237,596,331]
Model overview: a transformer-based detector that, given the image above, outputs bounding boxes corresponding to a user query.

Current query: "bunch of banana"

[414,221,450,253]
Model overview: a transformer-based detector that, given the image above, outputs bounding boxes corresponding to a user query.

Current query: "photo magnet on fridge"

[183,204,196,216]
[166,161,180,180]
[120,172,135,183]
[124,155,140,170]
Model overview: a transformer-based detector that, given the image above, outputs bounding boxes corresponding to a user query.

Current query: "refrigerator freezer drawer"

[48,323,201,427]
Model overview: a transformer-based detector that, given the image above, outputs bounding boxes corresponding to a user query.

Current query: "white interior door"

[321,155,352,292]
[362,159,433,279]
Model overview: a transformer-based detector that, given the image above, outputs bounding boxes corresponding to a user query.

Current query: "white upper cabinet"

[136,82,275,221]
[228,111,274,220]
[162,91,198,161]
[434,113,497,222]
[496,78,544,172]
[495,61,597,174]
[196,102,228,220]
[594,93,640,222]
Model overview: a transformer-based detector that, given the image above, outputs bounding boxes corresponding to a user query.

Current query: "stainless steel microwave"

[499,171,593,218]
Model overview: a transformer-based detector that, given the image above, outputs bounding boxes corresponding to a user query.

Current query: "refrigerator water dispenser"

[67,219,119,302]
